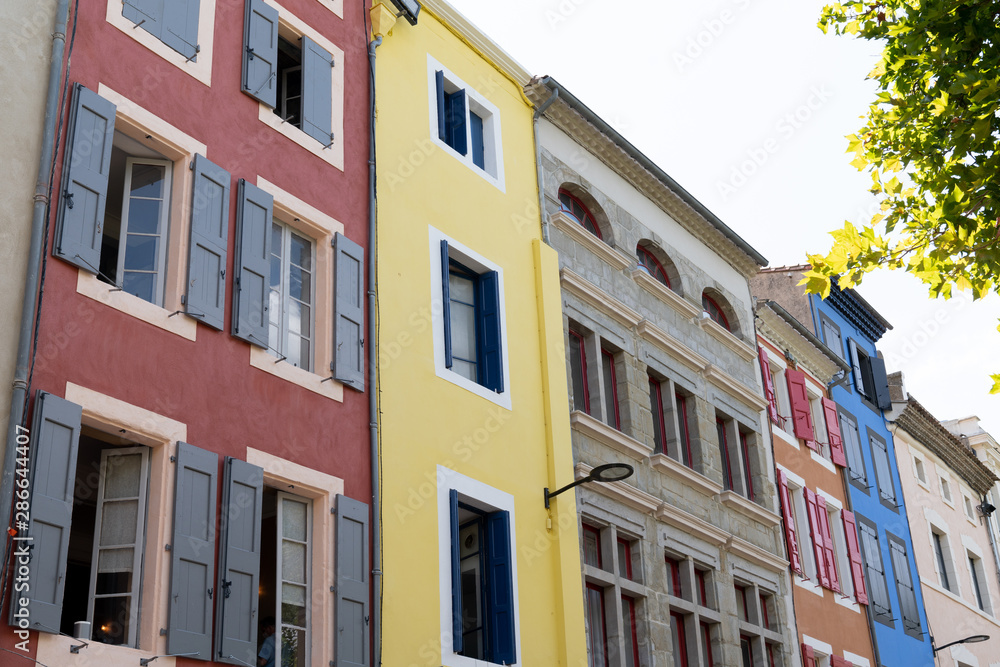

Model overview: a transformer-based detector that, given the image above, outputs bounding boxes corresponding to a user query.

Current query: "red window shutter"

[801,643,817,667]
[804,488,831,588]
[759,347,781,426]
[831,657,851,667]
[822,397,847,467]
[777,470,802,575]
[816,495,841,593]
[842,510,869,605]
[785,369,816,445]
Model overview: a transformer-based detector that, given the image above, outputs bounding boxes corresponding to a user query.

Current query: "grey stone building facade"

[527,78,797,667]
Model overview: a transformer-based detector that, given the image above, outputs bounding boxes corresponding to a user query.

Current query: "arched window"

[702,293,730,331]
[637,245,670,289]
[558,189,602,239]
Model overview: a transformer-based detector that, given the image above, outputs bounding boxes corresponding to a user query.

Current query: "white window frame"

[437,465,521,667]
[817,491,859,608]
[965,548,993,615]
[86,445,151,648]
[429,226,511,410]
[912,451,929,489]
[255,0,346,171]
[275,491,313,665]
[427,55,506,192]
[926,511,961,596]
[104,0,217,86]
[940,475,955,507]
[962,492,978,525]
[780,467,821,594]
[115,156,173,307]
[268,221,316,371]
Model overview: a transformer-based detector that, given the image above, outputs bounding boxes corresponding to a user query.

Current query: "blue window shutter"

[54,84,116,274]
[122,0,164,41]
[242,0,279,107]
[333,233,365,391]
[449,489,463,653]
[232,179,272,348]
[187,153,231,331]
[215,457,263,666]
[477,271,503,392]
[7,391,81,633]
[869,356,892,409]
[485,510,515,665]
[446,90,467,155]
[470,113,485,170]
[162,0,201,60]
[167,441,219,660]
[441,241,453,369]
[335,495,370,667]
[301,35,334,146]
[435,71,447,141]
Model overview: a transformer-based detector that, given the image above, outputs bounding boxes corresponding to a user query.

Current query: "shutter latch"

[207,586,213,600]
[221,579,232,598]
[246,46,256,61]
[63,191,74,209]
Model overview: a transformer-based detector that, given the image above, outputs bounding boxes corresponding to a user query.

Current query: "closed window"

[583,524,603,569]
[449,490,516,664]
[671,612,689,667]
[602,348,621,430]
[559,189,601,239]
[869,432,897,510]
[887,534,921,637]
[857,517,893,626]
[666,553,723,667]
[585,522,645,666]
[932,530,954,592]
[121,0,200,60]
[702,293,730,331]
[637,244,670,288]
[439,238,505,395]
[819,312,844,360]
[675,392,694,468]
[649,376,666,454]
[570,329,591,414]
[839,410,868,489]
[717,415,757,500]
[968,552,992,613]
[587,584,609,667]
[269,222,314,370]
[622,595,640,667]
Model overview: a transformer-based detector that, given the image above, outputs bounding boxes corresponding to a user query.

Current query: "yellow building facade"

[373,2,587,666]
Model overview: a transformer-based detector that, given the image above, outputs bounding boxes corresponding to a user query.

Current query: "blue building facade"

[808,282,934,667]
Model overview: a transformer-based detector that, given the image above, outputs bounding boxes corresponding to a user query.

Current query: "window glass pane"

[934,533,951,590]
[570,332,588,413]
[459,520,484,659]
[100,500,139,547]
[95,568,133,594]
[282,498,308,541]
[290,232,312,272]
[280,626,307,667]
[93,595,131,645]
[450,301,477,361]
[583,526,601,568]
[104,453,142,498]
[126,198,163,235]
[586,586,607,667]
[601,350,618,429]
[622,596,637,667]
[670,613,687,667]
[649,378,664,454]
[740,636,754,667]
[121,272,154,302]
[676,394,692,467]
[129,163,164,198]
[700,623,714,667]
[617,540,631,579]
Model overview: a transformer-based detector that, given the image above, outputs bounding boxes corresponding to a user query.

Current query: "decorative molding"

[575,463,660,514]
[571,411,653,462]
[631,269,701,318]
[637,320,708,372]
[655,500,729,546]
[552,211,633,271]
[561,268,642,328]
[702,364,769,411]
[725,535,789,573]
[650,453,722,497]
[714,490,781,528]
[695,314,756,362]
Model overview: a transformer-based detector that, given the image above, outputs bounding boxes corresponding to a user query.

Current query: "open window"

[847,340,891,410]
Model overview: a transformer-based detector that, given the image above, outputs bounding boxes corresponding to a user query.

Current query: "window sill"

[649,453,722,497]
[794,574,825,598]
[560,268,642,328]
[694,313,756,362]
[77,269,197,341]
[701,364,770,411]
[636,319,709,372]
[772,425,799,450]
[630,269,700,318]
[575,462,660,514]
[37,633,164,667]
[715,490,781,528]
[834,593,861,613]
[550,210,633,271]
[258,104,344,172]
[809,449,837,474]
[725,534,789,573]
[249,346,343,402]
[570,411,652,462]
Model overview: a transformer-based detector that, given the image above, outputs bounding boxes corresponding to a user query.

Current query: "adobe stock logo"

[673,0,754,72]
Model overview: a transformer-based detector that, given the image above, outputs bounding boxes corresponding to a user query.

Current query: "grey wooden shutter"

[54,84,116,273]
[162,0,201,60]
[122,0,164,41]
[333,233,365,391]
[301,35,334,146]
[848,340,865,395]
[215,457,264,665]
[242,0,279,108]
[869,356,892,409]
[232,179,273,348]
[186,153,231,330]
[167,441,219,660]
[7,391,81,633]
[335,495,370,667]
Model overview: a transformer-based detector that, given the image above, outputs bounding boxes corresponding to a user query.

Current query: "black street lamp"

[931,634,989,653]
[544,463,634,509]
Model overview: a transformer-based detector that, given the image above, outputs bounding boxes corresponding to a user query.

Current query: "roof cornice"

[526,77,767,278]
[756,302,849,383]
[893,396,998,495]
[826,278,892,342]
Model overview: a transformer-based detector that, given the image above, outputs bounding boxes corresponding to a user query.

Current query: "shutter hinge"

[165,543,171,551]
[330,506,336,514]
[170,455,177,463]
[331,57,336,68]
[189,160,195,170]
[246,46,256,60]
[160,628,167,636]
[329,585,335,593]
[207,586,213,600]
[181,294,187,305]
[63,191,74,209]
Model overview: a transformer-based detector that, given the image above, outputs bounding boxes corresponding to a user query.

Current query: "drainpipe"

[531,87,558,244]
[367,32,383,667]
[2,0,71,569]
[983,502,1000,591]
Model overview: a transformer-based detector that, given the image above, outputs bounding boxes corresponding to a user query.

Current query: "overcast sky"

[442,0,1000,439]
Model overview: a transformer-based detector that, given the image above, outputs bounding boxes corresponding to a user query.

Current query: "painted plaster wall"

[374,7,587,667]
[809,294,935,667]
[890,427,1000,667]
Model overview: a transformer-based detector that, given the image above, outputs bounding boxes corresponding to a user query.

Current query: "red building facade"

[4,1,371,665]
